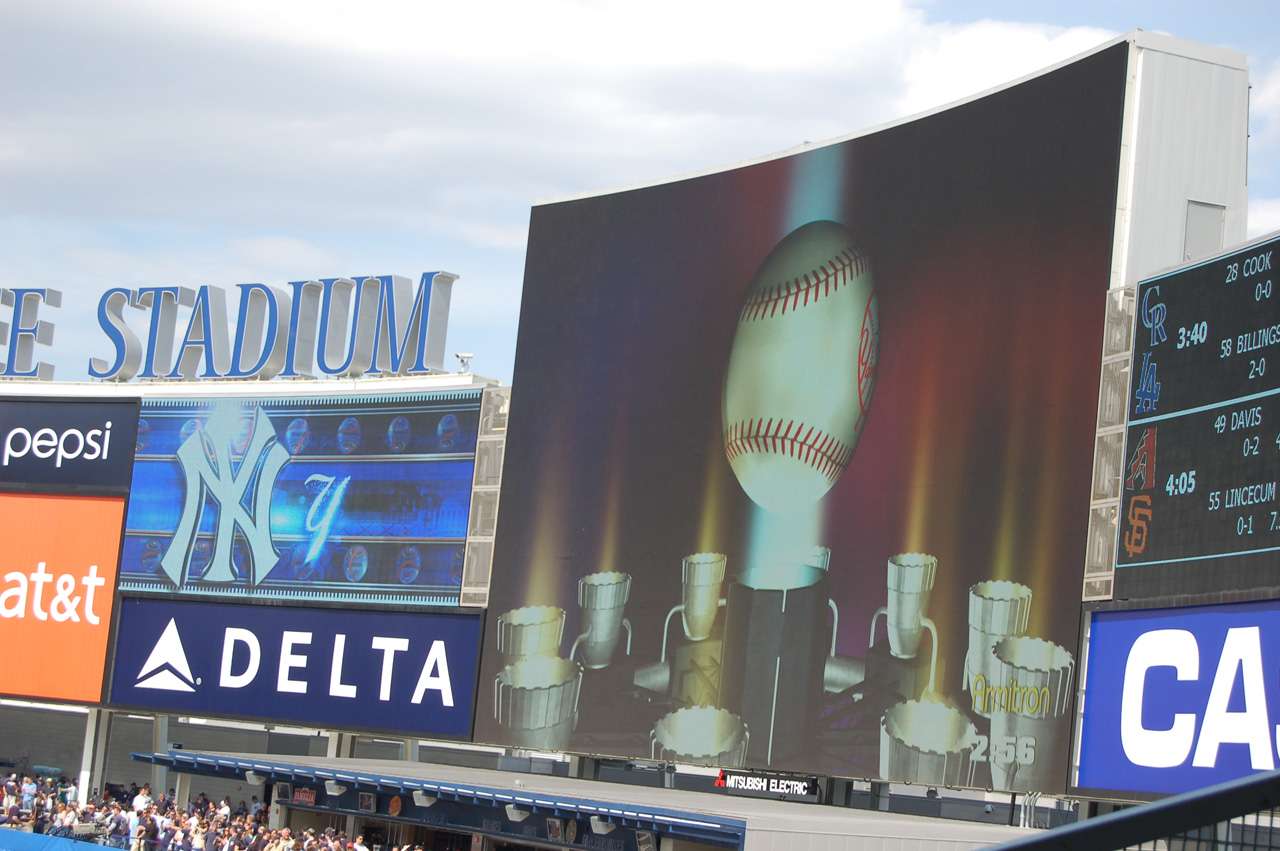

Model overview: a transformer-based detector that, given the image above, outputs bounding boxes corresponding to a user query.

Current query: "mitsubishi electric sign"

[108,598,483,738]
[1077,598,1280,797]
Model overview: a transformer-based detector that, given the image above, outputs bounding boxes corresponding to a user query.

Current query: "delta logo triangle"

[135,618,198,692]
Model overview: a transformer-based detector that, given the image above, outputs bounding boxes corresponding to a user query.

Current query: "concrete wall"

[0,705,325,806]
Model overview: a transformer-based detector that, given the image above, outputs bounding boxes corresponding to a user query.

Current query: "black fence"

[990,770,1280,851]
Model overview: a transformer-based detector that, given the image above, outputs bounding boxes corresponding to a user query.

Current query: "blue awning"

[133,750,746,849]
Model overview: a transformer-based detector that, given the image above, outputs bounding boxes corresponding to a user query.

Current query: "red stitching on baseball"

[739,244,869,322]
[724,418,851,482]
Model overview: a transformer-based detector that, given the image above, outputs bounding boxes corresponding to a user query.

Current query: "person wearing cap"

[106,803,130,848]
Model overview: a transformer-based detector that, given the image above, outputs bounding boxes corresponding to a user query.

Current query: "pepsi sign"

[0,397,139,492]
[108,598,482,738]
[1077,598,1280,796]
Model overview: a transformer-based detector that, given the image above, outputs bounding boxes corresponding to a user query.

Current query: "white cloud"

[226,237,340,276]
[1249,198,1280,240]
[0,0,1268,383]
[895,19,1119,118]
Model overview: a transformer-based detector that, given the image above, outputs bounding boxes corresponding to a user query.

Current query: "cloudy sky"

[2,0,1278,384]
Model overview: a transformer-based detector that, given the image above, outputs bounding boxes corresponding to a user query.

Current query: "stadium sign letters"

[110,599,482,738]
[1078,599,1280,795]
[0,272,455,382]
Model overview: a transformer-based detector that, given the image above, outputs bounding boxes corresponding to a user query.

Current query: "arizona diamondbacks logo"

[160,407,289,587]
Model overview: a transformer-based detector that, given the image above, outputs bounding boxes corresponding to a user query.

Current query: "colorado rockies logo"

[159,407,289,586]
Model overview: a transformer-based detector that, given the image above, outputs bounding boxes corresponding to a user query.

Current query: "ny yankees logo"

[160,407,290,586]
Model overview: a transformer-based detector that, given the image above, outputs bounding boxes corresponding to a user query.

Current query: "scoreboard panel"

[1116,235,1280,598]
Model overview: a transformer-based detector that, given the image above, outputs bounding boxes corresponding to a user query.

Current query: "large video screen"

[121,390,480,606]
[1115,233,1280,598]
[474,43,1129,793]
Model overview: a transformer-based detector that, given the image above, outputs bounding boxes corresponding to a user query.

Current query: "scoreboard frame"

[1115,232,1280,599]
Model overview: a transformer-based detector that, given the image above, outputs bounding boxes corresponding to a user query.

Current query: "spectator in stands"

[134,783,153,813]
[189,814,208,850]
[135,804,160,851]
[108,802,132,848]
[0,796,22,826]
[158,816,179,851]
[45,799,69,836]
[20,775,36,810]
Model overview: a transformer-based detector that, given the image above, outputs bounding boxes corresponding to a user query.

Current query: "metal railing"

[988,770,1280,851]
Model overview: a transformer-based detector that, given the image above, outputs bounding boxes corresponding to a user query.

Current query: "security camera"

[455,353,475,373]
[243,772,265,786]
[324,781,347,797]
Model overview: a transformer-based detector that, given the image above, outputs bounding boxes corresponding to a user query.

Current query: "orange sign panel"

[0,492,125,702]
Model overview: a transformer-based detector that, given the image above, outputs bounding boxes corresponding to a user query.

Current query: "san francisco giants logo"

[1123,494,1153,558]
[160,407,290,586]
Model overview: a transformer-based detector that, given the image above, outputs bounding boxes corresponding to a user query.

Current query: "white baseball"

[722,220,879,513]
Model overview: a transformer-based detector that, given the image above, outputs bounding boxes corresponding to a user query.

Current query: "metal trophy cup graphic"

[681,553,727,641]
[496,605,566,664]
[571,572,632,669]
[985,636,1074,791]
[651,706,749,768]
[494,656,583,751]
[869,554,939,695]
[879,700,979,787]
[964,580,1032,713]
[633,553,728,697]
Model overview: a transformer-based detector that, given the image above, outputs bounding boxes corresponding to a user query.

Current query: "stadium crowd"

[0,775,407,851]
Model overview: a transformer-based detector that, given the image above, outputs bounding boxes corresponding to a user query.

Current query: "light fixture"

[413,791,437,808]
[505,804,531,822]
[324,781,348,797]
[243,772,265,786]
[590,816,615,835]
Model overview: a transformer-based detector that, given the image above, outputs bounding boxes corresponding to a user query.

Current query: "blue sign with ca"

[1078,598,1280,796]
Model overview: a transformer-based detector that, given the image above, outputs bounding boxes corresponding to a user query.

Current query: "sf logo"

[1123,494,1153,558]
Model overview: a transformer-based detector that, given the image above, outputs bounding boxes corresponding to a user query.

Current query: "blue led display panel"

[120,390,480,606]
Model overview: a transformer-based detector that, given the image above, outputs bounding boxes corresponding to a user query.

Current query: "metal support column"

[151,715,170,796]
[79,708,113,801]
